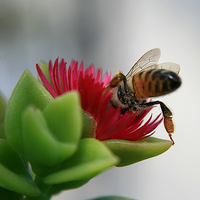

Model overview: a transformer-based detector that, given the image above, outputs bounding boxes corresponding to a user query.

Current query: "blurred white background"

[0,1,199,200]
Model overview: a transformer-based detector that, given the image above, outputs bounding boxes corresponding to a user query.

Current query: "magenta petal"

[146,114,163,133]
[36,64,58,98]
[122,116,154,140]
[59,59,67,91]
[103,71,112,87]
[70,60,78,90]
[96,107,118,137]
[95,68,102,83]
[49,60,58,95]
[55,61,63,95]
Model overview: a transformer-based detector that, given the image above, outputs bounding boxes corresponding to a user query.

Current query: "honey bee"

[107,48,181,144]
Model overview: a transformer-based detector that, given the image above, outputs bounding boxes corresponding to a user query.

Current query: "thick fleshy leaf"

[44,138,119,185]
[0,187,23,200]
[103,137,172,167]
[31,163,61,178]
[43,91,82,143]
[47,179,89,196]
[5,69,54,155]
[22,106,77,168]
[0,93,6,139]
[24,193,50,200]
[0,139,40,197]
[0,93,6,113]
[92,197,135,200]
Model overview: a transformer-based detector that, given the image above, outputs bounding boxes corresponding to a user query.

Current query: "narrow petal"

[59,59,67,92]
[49,60,59,95]
[95,68,102,83]
[54,59,63,95]
[36,64,57,98]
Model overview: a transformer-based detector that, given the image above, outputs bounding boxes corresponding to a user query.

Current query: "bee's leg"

[143,101,175,145]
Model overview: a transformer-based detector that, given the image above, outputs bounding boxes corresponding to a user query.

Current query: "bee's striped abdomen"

[132,69,181,99]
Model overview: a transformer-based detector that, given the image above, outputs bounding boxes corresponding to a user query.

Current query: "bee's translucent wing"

[126,48,161,79]
[153,62,180,74]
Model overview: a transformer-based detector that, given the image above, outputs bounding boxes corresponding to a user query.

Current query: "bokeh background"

[0,1,199,200]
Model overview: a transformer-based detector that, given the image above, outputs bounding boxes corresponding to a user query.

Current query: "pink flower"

[36,58,162,141]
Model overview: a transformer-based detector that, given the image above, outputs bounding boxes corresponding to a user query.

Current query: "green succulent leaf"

[0,187,24,200]
[44,138,119,185]
[42,91,82,143]
[22,106,77,168]
[30,163,61,178]
[47,179,89,196]
[22,92,82,176]
[92,197,135,200]
[0,92,6,139]
[0,139,40,197]
[103,137,172,167]
[4,69,54,155]
[0,92,6,114]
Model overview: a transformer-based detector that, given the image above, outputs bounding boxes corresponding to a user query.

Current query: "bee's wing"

[153,62,180,74]
[126,48,161,79]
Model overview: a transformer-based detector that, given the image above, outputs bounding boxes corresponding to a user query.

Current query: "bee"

[107,48,181,144]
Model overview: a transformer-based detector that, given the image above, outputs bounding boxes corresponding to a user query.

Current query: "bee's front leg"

[143,100,175,145]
